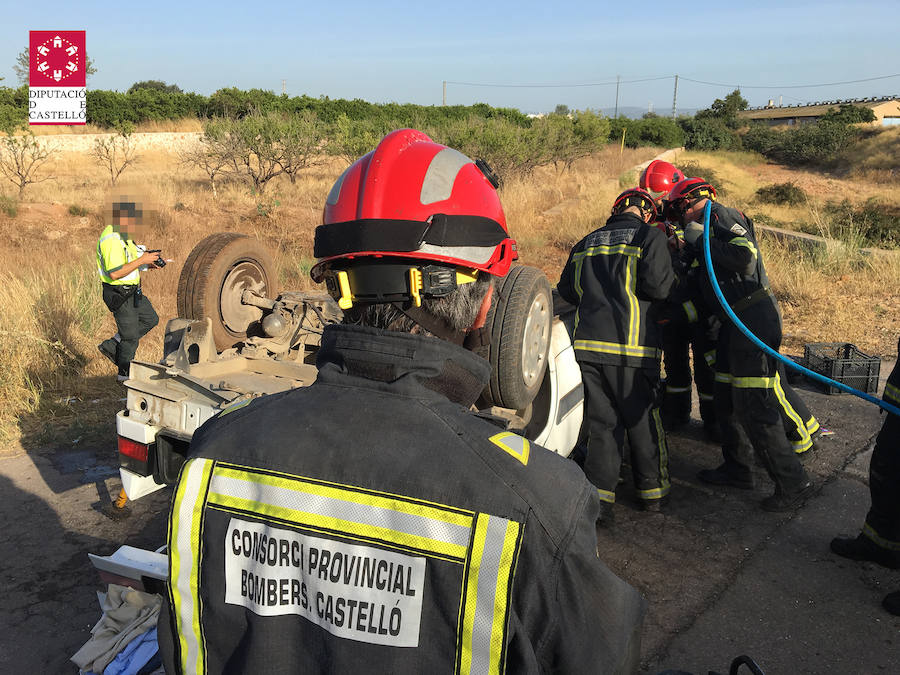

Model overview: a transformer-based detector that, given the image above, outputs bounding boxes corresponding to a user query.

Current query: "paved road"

[0,366,896,673]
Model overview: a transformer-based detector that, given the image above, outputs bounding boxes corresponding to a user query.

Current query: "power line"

[444,76,672,89]
[444,73,900,91]
[679,73,900,89]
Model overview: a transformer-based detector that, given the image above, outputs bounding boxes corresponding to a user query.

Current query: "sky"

[3,0,899,115]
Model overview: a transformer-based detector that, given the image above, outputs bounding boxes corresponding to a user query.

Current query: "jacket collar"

[315,324,490,407]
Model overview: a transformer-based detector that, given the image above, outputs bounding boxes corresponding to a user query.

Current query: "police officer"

[831,336,900,615]
[664,178,813,511]
[158,129,644,674]
[96,199,162,381]
[640,160,719,437]
[558,188,675,517]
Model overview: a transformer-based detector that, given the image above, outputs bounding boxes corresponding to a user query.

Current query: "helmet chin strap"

[392,303,467,346]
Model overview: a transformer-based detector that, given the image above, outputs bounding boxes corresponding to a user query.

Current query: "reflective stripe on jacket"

[557,212,674,368]
[158,325,645,674]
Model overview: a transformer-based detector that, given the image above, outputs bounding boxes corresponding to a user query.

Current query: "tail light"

[118,435,151,475]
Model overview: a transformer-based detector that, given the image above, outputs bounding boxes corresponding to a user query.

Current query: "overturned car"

[113,233,584,503]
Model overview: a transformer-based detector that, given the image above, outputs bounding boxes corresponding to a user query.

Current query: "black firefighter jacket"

[683,203,774,317]
[158,324,645,674]
[558,212,675,369]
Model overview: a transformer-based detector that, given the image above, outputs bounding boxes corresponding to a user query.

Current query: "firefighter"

[158,129,645,674]
[831,336,900,615]
[640,160,718,437]
[95,199,162,381]
[558,188,675,518]
[664,178,814,511]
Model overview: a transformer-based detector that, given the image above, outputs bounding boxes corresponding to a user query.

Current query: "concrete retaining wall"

[30,131,202,154]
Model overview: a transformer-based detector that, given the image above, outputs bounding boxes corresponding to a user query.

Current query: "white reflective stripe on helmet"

[420,148,471,205]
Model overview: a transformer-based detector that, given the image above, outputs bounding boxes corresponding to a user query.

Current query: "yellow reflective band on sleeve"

[597,488,616,504]
[207,464,474,562]
[218,398,252,418]
[863,523,900,551]
[169,457,214,675]
[731,376,776,389]
[884,382,900,405]
[457,514,521,675]
[682,300,698,323]
[715,372,733,384]
[574,340,661,359]
[805,416,820,435]
[730,236,758,259]
[488,432,530,466]
[774,371,811,450]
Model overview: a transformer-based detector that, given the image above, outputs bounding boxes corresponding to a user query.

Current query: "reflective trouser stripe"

[457,514,521,675]
[682,300,698,323]
[666,385,691,394]
[884,382,900,405]
[863,522,900,551]
[699,393,714,402]
[773,372,812,452]
[208,465,473,561]
[715,372,733,384]
[638,408,670,500]
[169,458,214,675]
[731,376,776,388]
[597,488,616,504]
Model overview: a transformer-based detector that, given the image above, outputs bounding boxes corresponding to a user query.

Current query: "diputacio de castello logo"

[29,30,87,125]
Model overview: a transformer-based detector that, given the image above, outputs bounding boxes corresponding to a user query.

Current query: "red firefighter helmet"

[311,129,517,309]
[663,177,717,221]
[640,160,685,199]
[611,187,658,223]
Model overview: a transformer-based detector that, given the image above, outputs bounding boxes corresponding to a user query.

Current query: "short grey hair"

[343,276,492,335]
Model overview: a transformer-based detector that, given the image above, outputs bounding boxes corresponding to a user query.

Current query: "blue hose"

[700,200,899,418]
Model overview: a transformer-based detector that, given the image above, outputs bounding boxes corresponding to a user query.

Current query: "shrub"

[0,131,56,198]
[755,182,807,206]
[68,204,90,216]
[821,104,876,125]
[677,161,727,198]
[0,195,17,217]
[678,117,740,151]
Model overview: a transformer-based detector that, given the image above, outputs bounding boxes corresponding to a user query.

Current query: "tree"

[14,47,97,86]
[128,80,183,94]
[280,111,328,184]
[695,89,748,129]
[91,122,139,185]
[0,126,56,198]
[554,104,570,116]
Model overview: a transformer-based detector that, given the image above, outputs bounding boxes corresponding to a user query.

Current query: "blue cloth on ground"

[102,627,159,675]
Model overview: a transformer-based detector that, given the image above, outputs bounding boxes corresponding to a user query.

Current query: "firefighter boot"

[830,534,900,569]
[883,591,900,617]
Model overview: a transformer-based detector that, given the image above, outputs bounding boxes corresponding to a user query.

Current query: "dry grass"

[26,117,203,135]
[0,141,897,448]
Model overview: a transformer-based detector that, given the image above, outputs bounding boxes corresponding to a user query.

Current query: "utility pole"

[614,75,620,118]
[671,74,679,120]
[282,79,286,95]
[442,80,446,106]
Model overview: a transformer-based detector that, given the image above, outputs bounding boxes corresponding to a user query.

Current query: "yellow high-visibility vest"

[96,224,141,286]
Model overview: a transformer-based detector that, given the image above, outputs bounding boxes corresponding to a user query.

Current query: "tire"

[482,265,552,410]
[176,232,245,319]
[177,233,278,350]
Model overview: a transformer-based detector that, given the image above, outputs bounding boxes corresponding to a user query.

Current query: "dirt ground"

[0,366,897,673]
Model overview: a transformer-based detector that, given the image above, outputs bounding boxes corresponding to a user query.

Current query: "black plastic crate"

[803,342,880,395]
